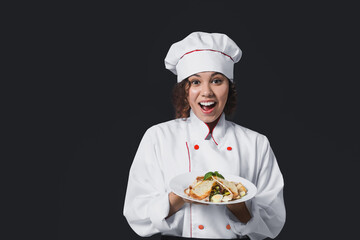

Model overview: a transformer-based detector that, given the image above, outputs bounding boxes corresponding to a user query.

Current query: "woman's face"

[187,71,229,123]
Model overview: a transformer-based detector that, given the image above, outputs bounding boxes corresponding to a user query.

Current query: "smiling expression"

[187,71,229,123]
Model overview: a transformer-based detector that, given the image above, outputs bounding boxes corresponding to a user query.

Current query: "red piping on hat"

[180,49,234,62]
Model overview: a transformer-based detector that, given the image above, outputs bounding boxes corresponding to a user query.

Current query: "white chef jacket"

[123,110,285,240]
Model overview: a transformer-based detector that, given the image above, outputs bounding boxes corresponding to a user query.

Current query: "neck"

[206,116,221,133]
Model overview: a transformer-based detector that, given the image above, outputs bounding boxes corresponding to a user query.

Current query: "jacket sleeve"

[123,127,180,237]
[226,135,286,240]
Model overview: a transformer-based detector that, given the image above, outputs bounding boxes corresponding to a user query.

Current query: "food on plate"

[187,179,215,200]
[184,171,247,203]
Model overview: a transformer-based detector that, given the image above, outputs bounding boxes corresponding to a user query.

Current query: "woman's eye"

[212,79,222,84]
[190,80,200,85]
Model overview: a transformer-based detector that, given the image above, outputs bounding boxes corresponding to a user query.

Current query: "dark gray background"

[27,1,359,239]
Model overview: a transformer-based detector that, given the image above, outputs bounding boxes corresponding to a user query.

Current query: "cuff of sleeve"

[225,203,268,240]
[225,200,262,239]
[225,206,248,236]
[148,193,171,232]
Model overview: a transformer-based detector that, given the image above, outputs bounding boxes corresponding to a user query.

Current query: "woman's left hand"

[226,202,252,223]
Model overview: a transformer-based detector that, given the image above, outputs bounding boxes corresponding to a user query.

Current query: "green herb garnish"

[214,171,224,179]
[203,171,225,180]
[203,172,214,180]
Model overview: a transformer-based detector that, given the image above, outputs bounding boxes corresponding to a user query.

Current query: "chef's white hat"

[165,32,242,82]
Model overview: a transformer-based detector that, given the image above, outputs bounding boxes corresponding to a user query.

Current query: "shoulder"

[144,118,188,138]
[226,120,270,144]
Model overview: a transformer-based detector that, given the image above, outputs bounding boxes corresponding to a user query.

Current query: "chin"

[200,115,219,124]
[192,106,222,123]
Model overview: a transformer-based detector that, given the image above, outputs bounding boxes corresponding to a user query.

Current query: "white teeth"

[199,102,215,106]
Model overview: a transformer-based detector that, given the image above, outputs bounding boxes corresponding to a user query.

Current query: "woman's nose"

[201,84,214,97]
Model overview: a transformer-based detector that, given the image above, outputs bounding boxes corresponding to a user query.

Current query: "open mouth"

[199,101,216,113]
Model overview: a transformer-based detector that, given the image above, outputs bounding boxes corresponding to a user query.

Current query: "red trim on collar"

[180,49,234,62]
[211,135,218,145]
[204,124,211,140]
[204,116,221,145]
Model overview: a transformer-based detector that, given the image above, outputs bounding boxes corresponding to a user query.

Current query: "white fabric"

[123,111,286,239]
[164,32,242,82]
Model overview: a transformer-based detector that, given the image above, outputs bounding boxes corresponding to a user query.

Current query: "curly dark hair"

[171,78,237,119]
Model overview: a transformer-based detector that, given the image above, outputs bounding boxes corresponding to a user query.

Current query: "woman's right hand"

[167,192,207,218]
[167,192,185,218]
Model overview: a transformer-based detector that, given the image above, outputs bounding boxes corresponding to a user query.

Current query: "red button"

[227,146,232,151]
[194,145,199,150]
[198,225,204,230]
[226,224,231,230]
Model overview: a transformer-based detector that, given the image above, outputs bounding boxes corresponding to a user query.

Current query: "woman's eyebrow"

[189,74,201,77]
[211,72,222,77]
[190,72,222,78]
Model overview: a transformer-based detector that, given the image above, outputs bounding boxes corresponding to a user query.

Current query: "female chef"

[124,32,286,240]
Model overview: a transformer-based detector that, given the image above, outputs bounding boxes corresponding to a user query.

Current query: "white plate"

[169,171,257,205]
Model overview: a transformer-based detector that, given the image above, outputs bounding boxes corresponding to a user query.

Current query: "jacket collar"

[188,110,226,145]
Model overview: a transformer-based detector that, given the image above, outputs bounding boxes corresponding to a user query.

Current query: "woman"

[124,32,285,240]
